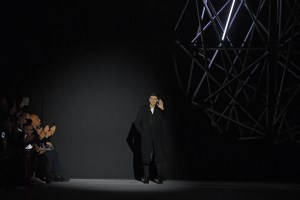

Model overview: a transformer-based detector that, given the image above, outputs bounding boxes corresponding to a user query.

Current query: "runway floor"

[2,179,300,200]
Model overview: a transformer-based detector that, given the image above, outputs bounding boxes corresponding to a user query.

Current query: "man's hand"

[34,145,46,154]
[37,128,46,139]
[157,99,164,110]
[43,125,50,132]
[46,125,56,137]
[49,125,56,133]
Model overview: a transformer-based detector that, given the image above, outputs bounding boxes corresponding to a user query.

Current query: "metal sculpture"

[174,0,300,143]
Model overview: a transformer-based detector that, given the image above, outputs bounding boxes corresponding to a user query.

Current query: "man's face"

[31,115,41,127]
[149,96,158,107]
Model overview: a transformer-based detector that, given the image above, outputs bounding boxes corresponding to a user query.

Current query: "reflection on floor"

[2,179,300,200]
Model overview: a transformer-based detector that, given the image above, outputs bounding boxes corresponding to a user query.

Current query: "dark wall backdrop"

[1,0,183,178]
[1,0,300,181]
[26,44,180,178]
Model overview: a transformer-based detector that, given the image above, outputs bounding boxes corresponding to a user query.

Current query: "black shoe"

[45,175,53,183]
[156,177,163,184]
[157,178,163,184]
[143,177,149,184]
[44,176,52,184]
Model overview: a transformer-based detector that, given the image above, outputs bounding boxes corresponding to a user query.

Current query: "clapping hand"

[43,125,50,132]
[37,127,46,139]
[46,125,56,138]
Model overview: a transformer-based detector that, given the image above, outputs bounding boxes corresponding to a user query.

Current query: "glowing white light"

[222,0,236,40]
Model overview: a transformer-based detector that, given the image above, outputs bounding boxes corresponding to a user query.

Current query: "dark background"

[1,0,300,181]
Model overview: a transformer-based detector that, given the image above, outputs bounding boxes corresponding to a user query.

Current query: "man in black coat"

[134,92,165,184]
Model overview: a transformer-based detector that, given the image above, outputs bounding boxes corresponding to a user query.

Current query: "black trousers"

[143,162,163,178]
[46,150,62,178]
[24,150,35,178]
[34,153,47,179]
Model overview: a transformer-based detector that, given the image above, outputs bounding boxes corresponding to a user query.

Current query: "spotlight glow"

[222,0,236,40]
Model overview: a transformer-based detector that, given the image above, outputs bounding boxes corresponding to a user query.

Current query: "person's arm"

[156,99,165,119]
[157,99,165,135]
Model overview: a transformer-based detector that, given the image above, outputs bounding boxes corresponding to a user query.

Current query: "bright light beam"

[222,0,236,40]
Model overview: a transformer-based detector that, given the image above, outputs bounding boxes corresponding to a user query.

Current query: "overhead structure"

[174,0,300,143]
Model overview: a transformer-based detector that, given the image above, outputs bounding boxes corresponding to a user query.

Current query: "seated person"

[30,114,50,183]
[23,123,43,185]
[31,114,69,182]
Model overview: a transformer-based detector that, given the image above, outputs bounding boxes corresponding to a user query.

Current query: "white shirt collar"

[150,107,154,114]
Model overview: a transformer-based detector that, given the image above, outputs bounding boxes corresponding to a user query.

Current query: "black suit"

[134,105,164,165]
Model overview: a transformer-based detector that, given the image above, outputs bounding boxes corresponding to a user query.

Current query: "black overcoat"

[134,105,164,164]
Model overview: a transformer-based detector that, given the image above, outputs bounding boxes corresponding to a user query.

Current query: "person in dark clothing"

[43,126,69,182]
[23,123,38,185]
[30,115,48,183]
[134,92,165,184]
[30,114,69,183]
